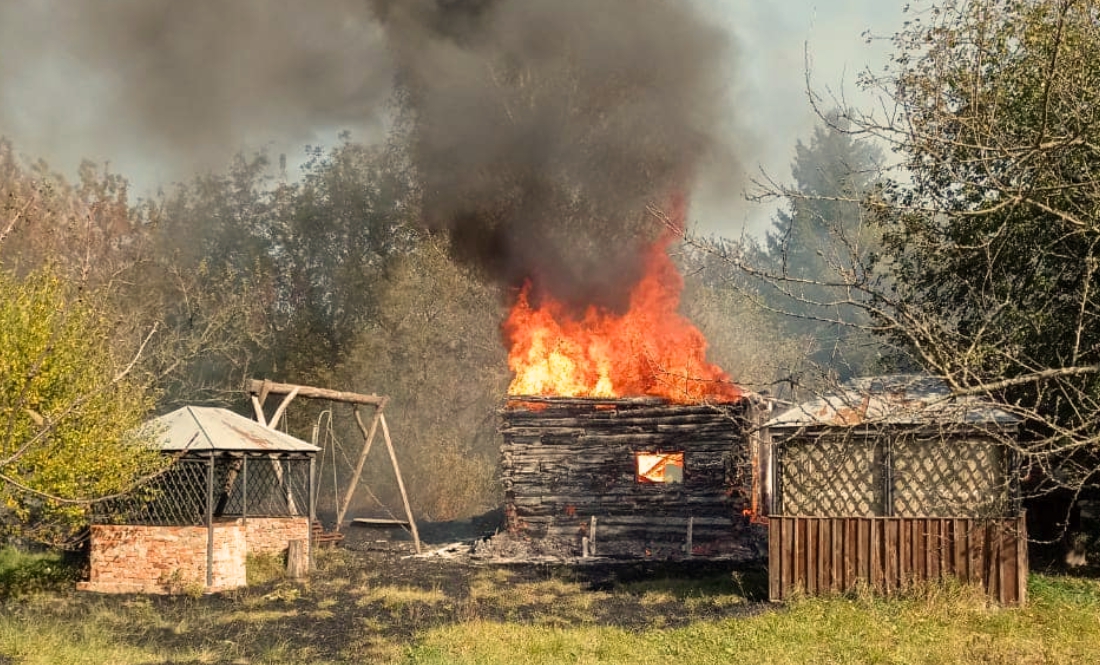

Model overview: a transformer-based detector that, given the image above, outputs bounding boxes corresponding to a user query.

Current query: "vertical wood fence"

[768,514,1028,605]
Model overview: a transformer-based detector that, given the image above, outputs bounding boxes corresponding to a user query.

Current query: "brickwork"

[78,517,309,595]
[78,522,246,594]
[244,517,310,558]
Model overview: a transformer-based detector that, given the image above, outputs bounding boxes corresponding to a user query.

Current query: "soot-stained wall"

[500,397,761,559]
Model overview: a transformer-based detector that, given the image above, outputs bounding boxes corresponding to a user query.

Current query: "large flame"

[503,204,742,404]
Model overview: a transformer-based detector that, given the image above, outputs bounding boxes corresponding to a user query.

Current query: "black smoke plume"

[372,0,738,310]
[0,0,739,310]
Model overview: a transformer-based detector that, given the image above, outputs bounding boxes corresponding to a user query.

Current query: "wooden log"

[250,395,268,426]
[267,386,301,430]
[502,416,736,431]
[245,379,388,407]
[287,539,309,579]
[248,394,297,515]
[508,496,730,513]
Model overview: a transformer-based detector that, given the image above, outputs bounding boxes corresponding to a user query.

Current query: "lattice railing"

[95,455,312,526]
[777,433,1013,518]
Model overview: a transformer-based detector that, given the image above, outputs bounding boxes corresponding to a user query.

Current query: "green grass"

[402,575,1100,665]
[1,544,1099,665]
[247,551,288,586]
[0,546,79,599]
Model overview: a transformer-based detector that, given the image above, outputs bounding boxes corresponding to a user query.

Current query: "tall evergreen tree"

[764,113,885,380]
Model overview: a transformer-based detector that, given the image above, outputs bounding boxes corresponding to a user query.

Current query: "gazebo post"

[308,456,316,570]
[242,455,249,524]
[206,453,215,589]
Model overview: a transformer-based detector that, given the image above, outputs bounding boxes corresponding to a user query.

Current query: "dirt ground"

[103,516,772,662]
[0,513,772,663]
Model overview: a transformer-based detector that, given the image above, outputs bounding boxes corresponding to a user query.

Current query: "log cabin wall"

[499,397,756,559]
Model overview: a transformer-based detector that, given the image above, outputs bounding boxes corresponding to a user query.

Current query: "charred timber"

[499,396,762,560]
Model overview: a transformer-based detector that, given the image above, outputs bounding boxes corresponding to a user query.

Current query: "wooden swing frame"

[246,379,422,553]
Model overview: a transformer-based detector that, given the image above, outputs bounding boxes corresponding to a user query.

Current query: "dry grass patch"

[356,584,448,609]
[217,608,300,625]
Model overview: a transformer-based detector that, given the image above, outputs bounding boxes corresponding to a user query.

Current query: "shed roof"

[766,374,1018,429]
[142,406,320,453]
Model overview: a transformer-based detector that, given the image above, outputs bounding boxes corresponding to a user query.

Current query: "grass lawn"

[405,575,1100,664]
[1,545,1098,664]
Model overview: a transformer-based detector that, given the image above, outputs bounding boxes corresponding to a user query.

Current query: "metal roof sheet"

[766,374,1019,429]
[142,406,320,453]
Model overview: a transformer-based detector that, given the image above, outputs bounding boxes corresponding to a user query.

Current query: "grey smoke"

[0,0,741,309]
[0,0,392,177]
[372,0,740,309]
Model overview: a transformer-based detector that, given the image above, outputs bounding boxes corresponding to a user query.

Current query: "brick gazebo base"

[78,517,309,594]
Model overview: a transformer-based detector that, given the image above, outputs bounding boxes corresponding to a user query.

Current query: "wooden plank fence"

[768,514,1028,605]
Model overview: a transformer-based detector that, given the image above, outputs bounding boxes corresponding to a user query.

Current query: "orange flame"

[503,202,741,404]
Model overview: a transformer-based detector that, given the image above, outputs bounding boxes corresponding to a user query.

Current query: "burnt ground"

[334,509,771,618]
[30,514,773,663]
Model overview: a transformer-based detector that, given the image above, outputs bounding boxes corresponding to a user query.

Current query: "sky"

[0,0,906,239]
[698,0,905,236]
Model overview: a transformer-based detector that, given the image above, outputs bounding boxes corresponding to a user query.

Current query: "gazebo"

[756,375,1028,605]
[79,406,319,594]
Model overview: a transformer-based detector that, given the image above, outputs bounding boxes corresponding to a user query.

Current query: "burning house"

[496,201,764,560]
[500,396,762,559]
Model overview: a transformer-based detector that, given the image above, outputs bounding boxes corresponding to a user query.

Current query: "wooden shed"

[80,406,318,594]
[499,396,761,559]
[757,375,1028,604]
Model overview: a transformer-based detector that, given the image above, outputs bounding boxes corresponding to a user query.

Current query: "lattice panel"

[777,433,1013,518]
[892,437,1008,517]
[96,459,210,526]
[780,437,883,516]
[95,456,312,526]
[238,457,311,517]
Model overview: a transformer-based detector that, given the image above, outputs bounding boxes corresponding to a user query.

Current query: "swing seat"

[351,517,412,529]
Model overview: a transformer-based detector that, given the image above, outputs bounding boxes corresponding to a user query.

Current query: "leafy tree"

[726,0,1100,515]
[0,139,285,540]
[0,268,165,542]
[141,153,281,405]
[853,0,1100,495]
[678,239,810,397]
[1,139,275,410]
[765,114,883,282]
[330,234,509,520]
[271,137,418,375]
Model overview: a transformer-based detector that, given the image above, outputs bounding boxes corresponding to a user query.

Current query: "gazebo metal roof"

[143,406,321,454]
[766,374,1019,429]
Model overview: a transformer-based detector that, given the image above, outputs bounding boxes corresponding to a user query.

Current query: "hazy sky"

[0,0,905,239]
[700,0,904,236]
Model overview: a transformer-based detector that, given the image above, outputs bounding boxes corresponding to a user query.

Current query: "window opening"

[636,451,684,484]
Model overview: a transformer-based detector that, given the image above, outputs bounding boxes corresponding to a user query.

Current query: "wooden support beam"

[381,413,421,554]
[258,379,272,411]
[244,378,419,551]
[287,539,308,579]
[267,386,300,430]
[245,379,387,407]
[250,395,268,426]
[336,406,382,529]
